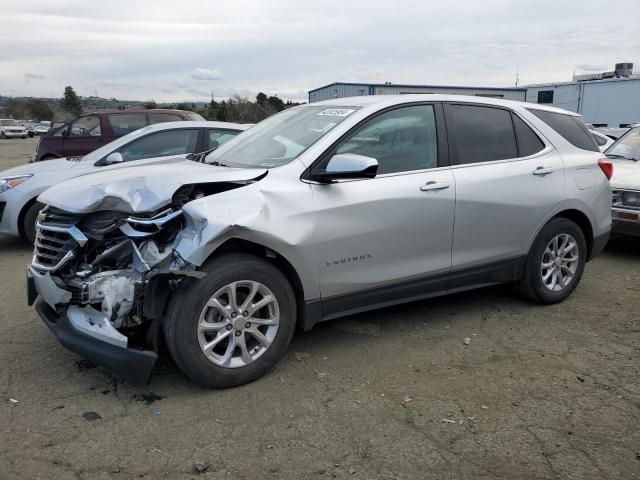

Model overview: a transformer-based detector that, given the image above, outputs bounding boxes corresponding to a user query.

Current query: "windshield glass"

[1,120,18,127]
[607,127,640,160]
[205,106,359,168]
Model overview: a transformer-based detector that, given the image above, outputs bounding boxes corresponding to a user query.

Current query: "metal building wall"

[308,84,370,102]
[525,78,640,127]
[308,83,526,102]
[373,85,526,101]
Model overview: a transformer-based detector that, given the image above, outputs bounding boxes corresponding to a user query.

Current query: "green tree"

[267,95,285,112]
[144,99,157,109]
[216,101,228,121]
[175,102,194,112]
[60,86,83,116]
[256,92,267,105]
[25,99,53,121]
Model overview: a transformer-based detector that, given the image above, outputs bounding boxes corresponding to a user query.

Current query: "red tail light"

[598,158,613,180]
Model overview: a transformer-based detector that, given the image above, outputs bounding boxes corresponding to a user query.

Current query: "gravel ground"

[1,138,639,479]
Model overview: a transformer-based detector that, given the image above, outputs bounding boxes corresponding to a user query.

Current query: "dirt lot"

[0,138,639,479]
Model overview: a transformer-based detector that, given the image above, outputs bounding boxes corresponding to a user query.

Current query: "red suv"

[35,109,204,161]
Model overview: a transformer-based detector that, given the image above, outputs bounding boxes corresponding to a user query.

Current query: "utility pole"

[515,64,520,88]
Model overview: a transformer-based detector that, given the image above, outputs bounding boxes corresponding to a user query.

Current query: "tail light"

[598,158,613,180]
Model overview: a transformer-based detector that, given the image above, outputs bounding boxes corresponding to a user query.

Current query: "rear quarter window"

[528,109,599,152]
[108,113,148,136]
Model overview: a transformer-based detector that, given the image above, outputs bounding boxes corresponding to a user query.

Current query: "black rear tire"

[519,218,587,304]
[163,253,297,388]
[23,202,44,245]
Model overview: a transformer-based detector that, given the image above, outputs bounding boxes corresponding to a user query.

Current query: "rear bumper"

[34,297,157,386]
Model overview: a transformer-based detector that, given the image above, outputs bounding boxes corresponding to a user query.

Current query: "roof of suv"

[312,94,581,117]
[86,108,197,115]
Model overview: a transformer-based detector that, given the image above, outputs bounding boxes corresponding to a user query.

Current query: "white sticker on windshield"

[318,108,356,117]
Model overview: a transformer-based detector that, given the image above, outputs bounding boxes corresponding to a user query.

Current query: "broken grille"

[31,208,87,272]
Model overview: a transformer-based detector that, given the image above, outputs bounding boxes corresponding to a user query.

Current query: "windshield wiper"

[209,161,229,167]
[606,154,638,161]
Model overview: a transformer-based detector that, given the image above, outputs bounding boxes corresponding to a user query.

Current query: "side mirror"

[311,154,378,183]
[104,152,124,165]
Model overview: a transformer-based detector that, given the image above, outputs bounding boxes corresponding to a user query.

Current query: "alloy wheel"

[540,233,579,292]
[197,280,280,368]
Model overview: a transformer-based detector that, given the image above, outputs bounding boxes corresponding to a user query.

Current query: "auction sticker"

[317,108,356,117]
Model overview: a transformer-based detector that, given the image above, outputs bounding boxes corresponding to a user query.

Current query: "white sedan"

[0,121,248,243]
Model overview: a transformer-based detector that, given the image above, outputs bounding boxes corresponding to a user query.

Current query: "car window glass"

[449,105,517,164]
[334,105,438,174]
[207,129,239,149]
[68,115,101,137]
[512,114,545,156]
[606,127,640,160]
[108,113,148,136]
[148,113,183,124]
[592,133,607,146]
[528,109,599,152]
[118,129,199,162]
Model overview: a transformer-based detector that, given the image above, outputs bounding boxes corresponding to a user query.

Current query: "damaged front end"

[28,198,204,386]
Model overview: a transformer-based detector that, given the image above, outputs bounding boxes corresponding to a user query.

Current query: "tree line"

[2,86,303,124]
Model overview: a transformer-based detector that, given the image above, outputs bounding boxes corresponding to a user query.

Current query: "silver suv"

[28,95,612,388]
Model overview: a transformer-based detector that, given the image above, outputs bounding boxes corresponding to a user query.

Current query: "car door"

[309,103,455,300]
[61,114,103,157]
[444,103,565,272]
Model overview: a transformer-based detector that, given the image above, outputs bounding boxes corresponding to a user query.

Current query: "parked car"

[0,121,248,244]
[27,95,612,388]
[34,109,205,161]
[595,127,629,141]
[607,126,640,236]
[591,130,614,152]
[33,123,51,136]
[0,119,28,139]
[20,122,36,137]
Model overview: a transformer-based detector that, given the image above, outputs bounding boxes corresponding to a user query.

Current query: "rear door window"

[118,129,199,162]
[512,114,545,156]
[148,113,183,124]
[528,109,599,152]
[108,113,148,136]
[447,104,517,164]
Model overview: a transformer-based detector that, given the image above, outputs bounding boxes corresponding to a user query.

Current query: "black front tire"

[23,202,44,245]
[519,218,587,304]
[163,253,297,388]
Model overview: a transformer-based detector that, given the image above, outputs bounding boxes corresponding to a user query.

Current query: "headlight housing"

[622,190,640,208]
[0,174,32,193]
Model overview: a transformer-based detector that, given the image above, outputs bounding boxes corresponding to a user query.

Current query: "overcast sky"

[0,0,638,102]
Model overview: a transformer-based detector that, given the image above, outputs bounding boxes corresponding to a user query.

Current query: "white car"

[590,130,614,152]
[608,126,640,236]
[33,123,51,136]
[0,119,28,139]
[0,121,248,243]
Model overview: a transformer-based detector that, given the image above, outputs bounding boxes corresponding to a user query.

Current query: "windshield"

[205,106,359,168]
[1,120,18,127]
[607,127,640,161]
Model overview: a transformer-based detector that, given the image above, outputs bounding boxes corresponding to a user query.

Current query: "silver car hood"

[38,161,268,214]
[610,159,640,191]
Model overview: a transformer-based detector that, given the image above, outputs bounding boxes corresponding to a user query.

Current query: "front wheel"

[23,202,44,245]
[519,218,587,304]
[164,253,297,388]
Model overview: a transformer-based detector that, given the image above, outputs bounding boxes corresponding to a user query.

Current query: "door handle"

[420,181,450,192]
[532,166,554,176]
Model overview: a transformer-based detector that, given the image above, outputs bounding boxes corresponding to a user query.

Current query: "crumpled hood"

[610,159,640,191]
[38,161,267,214]
[1,157,79,176]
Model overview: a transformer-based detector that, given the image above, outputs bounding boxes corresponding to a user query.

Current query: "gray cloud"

[0,0,638,102]
[190,68,222,81]
[24,73,45,80]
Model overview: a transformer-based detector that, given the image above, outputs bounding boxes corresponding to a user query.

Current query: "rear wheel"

[23,202,44,245]
[519,218,587,304]
[164,253,297,388]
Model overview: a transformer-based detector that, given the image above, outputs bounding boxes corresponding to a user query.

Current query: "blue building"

[308,82,526,103]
